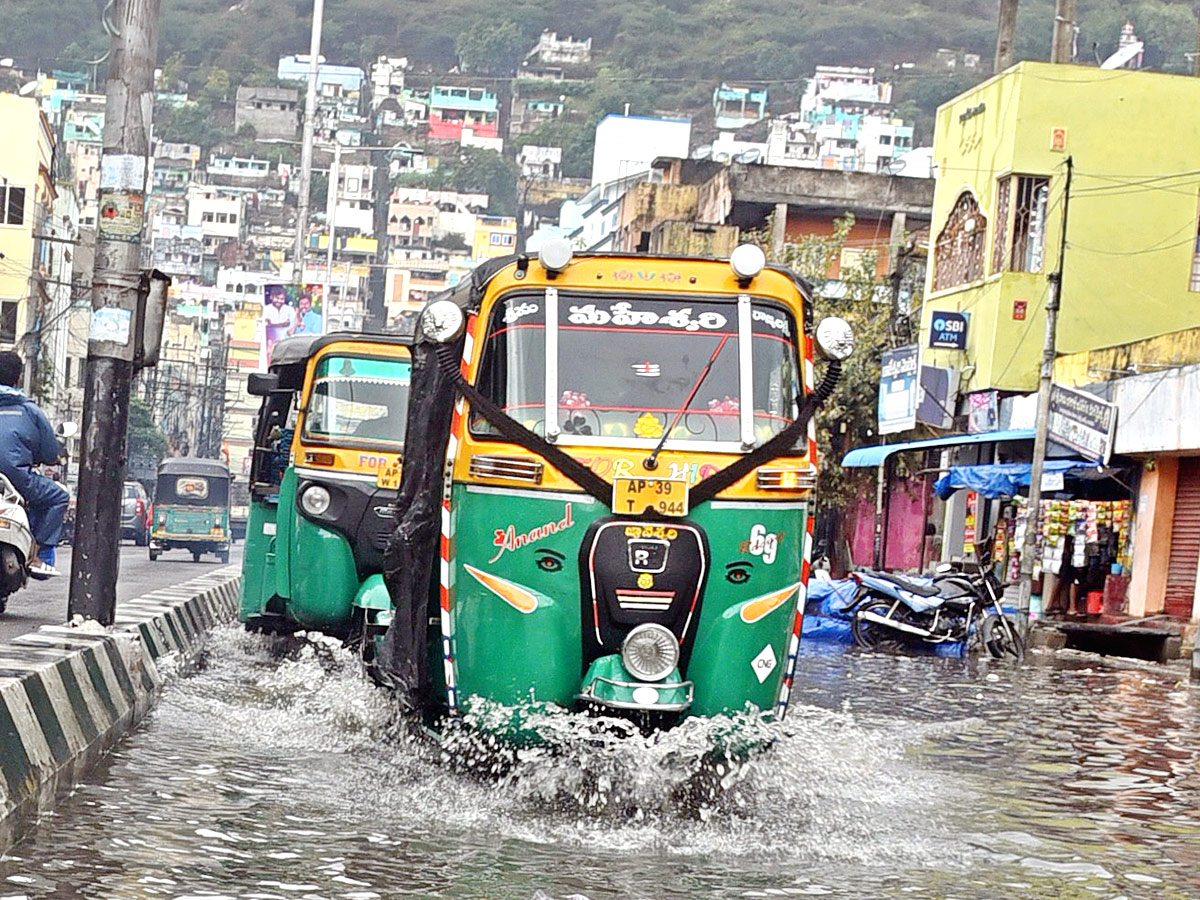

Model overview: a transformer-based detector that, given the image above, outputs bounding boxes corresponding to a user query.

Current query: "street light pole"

[294,0,325,276]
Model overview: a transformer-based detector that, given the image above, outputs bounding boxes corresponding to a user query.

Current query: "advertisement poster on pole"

[261,283,325,366]
[877,345,919,434]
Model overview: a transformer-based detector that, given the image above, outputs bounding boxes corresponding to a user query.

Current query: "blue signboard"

[877,344,919,435]
[929,310,969,350]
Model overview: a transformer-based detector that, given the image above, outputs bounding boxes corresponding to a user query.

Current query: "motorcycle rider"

[0,351,68,577]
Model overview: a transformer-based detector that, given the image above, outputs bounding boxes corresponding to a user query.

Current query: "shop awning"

[933,460,1111,500]
[841,429,1036,469]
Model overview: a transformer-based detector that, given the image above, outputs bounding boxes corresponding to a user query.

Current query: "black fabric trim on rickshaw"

[435,344,614,504]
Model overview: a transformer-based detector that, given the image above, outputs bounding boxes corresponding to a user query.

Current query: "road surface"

[0,542,243,644]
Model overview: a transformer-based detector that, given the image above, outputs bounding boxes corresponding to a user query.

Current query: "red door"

[1164,458,1200,618]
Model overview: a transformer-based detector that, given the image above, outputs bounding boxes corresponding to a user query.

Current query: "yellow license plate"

[377,459,402,490]
[612,476,689,517]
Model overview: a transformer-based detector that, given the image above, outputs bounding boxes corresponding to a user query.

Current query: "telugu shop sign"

[1048,384,1118,464]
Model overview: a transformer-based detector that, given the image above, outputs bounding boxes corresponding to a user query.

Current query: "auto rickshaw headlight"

[299,484,332,517]
[419,300,465,344]
[730,243,766,282]
[815,316,855,361]
[621,623,679,682]
[537,237,573,275]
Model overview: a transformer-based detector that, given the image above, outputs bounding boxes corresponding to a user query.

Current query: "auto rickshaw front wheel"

[192,550,202,563]
[148,549,161,561]
[218,550,230,565]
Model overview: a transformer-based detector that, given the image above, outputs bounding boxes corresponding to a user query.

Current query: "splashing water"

[0,627,1197,899]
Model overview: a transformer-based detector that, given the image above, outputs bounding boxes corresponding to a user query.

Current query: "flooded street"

[2,629,1199,899]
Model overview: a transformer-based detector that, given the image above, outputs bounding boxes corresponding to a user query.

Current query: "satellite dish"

[18,81,37,96]
[1101,40,1143,69]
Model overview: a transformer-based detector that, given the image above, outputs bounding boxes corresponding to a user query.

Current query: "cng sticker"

[751,644,777,683]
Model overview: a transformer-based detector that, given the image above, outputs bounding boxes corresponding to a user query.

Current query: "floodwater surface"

[1,628,1198,899]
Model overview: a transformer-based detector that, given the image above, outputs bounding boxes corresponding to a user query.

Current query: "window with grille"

[1010,175,1049,272]
[992,177,1010,274]
[1191,192,1200,292]
[1,184,25,226]
[933,192,987,292]
[0,301,17,342]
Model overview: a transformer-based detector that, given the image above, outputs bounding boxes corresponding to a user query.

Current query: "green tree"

[127,398,168,465]
[202,67,232,103]
[454,18,528,74]
[768,215,919,530]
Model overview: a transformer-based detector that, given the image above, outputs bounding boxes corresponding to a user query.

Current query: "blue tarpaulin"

[933,459,1103,500]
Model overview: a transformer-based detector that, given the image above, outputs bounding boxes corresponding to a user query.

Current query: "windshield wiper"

[644,334,730,471]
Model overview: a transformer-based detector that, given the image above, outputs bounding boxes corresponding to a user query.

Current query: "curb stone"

[0,566,242,849]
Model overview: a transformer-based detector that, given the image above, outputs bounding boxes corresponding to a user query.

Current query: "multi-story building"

[61,101,104,225]
[186,184,247,256]
[0,94,58,387]
[429,85,500,141]
[234,85,299,140]
[523,31,592,67]
[471,215,517,259]
[333,159,376,235]
[712,83,768,131]
[920,62,1200,394]
[369,56,409,110]
[518,145,563,180]
[152,141,201,194]
[590,113,691,186]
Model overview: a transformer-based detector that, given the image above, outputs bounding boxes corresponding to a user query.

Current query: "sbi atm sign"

[929,310,969,350]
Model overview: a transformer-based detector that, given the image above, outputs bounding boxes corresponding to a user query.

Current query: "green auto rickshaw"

[149,458,232,563]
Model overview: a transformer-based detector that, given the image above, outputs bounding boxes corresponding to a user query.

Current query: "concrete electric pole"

[69,0,162,624]
[995,0,1019,73]
[1015,156,1073,630]
[293,0,326,276]
[1051,0,1076,64]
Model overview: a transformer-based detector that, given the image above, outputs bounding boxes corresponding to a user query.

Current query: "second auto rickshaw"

[239,332,412,639]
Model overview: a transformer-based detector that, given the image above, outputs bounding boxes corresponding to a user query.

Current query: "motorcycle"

[0,473,36,613]
[849,563,1024,659]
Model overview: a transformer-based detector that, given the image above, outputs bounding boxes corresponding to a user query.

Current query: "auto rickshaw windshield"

[303,354,412,447]
[472,292,802,447]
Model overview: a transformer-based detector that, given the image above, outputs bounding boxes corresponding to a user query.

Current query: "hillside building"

[234,85,299,140]
[590,113,691,186]
[712,83,767,131]
[429,85,500,141]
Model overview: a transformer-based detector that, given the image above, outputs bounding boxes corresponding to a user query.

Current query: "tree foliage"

[127,398,168,464]
[767,216,918,516]
[454,18,528,74]
[399,148,519,214]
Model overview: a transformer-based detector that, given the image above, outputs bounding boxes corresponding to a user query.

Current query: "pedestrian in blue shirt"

[0,352,68,576]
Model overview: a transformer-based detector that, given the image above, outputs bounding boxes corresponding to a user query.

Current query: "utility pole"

[69,0,161,625]
[324,140,341,325]
[294,0,325,277]
[995,0,1019,72]
[1016,156,1072,630]
[1051,0,1076,64]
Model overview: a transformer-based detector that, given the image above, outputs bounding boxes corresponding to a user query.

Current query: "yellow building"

[920,62,1200,393]
[471,215,517,260]
[0,94,57,368]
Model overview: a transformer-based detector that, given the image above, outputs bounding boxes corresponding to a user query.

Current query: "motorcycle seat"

[865,570,941,598]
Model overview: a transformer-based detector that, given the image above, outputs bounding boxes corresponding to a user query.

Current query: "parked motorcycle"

[0,473,36,613]
[849,563,1024,659]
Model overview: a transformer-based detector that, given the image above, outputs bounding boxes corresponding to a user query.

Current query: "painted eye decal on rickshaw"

[726,560,753,584]
[536,548,565,573]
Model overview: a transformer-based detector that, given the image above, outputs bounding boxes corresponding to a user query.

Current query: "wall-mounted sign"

[967,390,998,434]
[929,310,968,350]
[1012,299,1027,321]
[959,102,986,124]
[878,344,919,435]
[1051,127,1067,152]
[1049,383,1117,463]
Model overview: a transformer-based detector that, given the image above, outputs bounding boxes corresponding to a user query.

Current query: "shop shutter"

[1164,458,1200,618]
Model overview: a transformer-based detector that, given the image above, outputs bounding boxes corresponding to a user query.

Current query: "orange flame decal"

[739,582,802,624]
[464,564,539,614]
